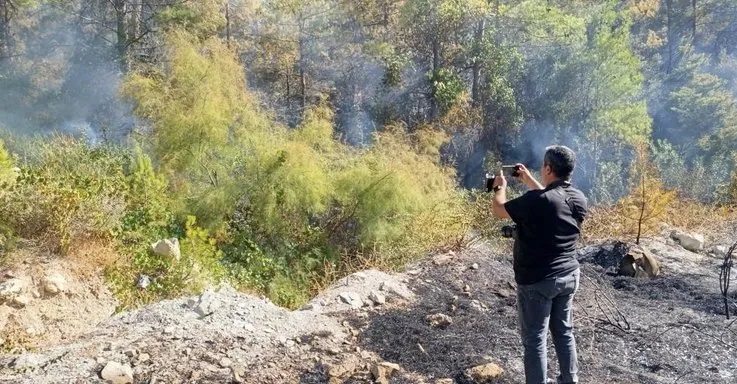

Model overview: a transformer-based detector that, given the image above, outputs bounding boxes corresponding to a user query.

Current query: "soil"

[1,234,736,384]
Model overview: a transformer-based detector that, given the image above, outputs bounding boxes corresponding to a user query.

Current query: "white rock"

[42,271,67,295]
[713,245,730,257]
[338,292,363,308]
[150,238,181,261]
[11,294,31,307]
[670,230,705,252]
[0,278,24,301]
[368,291,386,305]
[432,253,455,265]
[219,357,233,368]
[379,281,413,300]
[193,290,220,317]
[101,361,134,384]
[470,263,479,270]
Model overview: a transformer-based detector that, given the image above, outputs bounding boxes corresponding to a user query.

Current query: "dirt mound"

[0,245,117,350]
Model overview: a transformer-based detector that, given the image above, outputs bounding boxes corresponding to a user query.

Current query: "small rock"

[325,356,360,378]
[219,357,233,368]
[670,230,705,252]
[371,362,401,384]
[163,326,175,334]
[193,290,220,317]
[338,292,364,309]
[463,284,471,293]
[136,275,151,289]
[433,253,454,265]
[0,278,24,301]
[379,280,413,300]
[435,379,454,384]
[427,313,453,328]
[124,349,138,358]
[300,303,319,311]
[11,294,31,307]
[368,291,386,305]
[13,353,49,370]
[30,288,41,299]
[42,271,67,295]
[466,362,504,382]
[232,364,246,383]
[100,361,134,384]
[137,353,150,363]
[150,238,181,261]
[470,263,479,270]
[713,245,730,257]
[96,357,106,364]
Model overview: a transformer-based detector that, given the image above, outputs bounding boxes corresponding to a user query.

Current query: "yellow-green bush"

[0,138,128,253]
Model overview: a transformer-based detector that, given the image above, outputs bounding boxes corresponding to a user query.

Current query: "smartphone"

[502,165,521,177]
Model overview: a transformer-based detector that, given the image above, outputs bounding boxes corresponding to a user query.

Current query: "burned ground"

[345,240,737,383]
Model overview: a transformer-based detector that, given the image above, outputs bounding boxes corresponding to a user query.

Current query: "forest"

[1,0,737,308]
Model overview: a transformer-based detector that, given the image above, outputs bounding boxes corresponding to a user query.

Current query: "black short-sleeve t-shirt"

[504,180,587,285]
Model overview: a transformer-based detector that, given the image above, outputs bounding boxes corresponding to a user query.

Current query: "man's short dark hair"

[544,145,576,180]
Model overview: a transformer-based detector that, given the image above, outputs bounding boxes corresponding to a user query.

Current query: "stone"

[432,253,455,265]
[368,291,386,305]
[471,263,480,270]
[100,361,134,384]
[338,292,364,309]
[11,294,31,307]
[150,238,181,261]
[42,271,67,295]
[232,364,246,383]
[670,230,705,253]
[435,380,454,384]
[136,275,150,289]
[13,353,50,370]
[137,353,150,363]
[379,280,413,300]
[325,356,360,378]
[193,290,220,317]
[0,278,24,301]
[219,357,233,368]
[427,313,453,328]
[618,245,660,278]
[371,362,401,384]
[466,362,504,382]
[713,245,730,257]
[30,288,41,299]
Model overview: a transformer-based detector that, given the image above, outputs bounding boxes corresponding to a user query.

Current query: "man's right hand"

[515,163,544,190]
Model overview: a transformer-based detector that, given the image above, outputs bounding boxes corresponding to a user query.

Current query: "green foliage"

[0,139,13,184]
[0,138,128,254]
[108,216,227,310]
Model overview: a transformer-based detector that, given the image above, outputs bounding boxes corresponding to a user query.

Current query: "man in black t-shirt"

[490,145,587,384]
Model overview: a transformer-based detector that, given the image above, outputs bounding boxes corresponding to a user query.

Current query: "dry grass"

[64,239,121,279]
[583,197,737,244]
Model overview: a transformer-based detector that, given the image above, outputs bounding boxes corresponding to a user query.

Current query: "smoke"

[0,3,134,143]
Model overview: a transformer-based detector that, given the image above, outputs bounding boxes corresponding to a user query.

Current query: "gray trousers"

[517,268,580,384]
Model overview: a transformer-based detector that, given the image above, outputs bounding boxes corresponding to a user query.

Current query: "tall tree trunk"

[225,1,231,48]
[691,0,697,44]
[0,0,14,57]
[430,38,440,119]
[665,0,674,73]
[298,14,307,111]
[471,19,486,107]
[114,0,128,67]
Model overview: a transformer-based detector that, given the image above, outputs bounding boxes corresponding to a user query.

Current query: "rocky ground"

[1,230,736,383]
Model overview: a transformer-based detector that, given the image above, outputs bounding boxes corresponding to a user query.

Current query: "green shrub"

[0,138,128,253]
